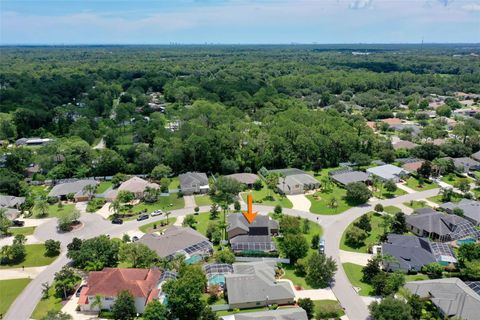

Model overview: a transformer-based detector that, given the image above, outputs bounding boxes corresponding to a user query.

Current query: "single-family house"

[405,278,480,320]
[472,150,480,162]
[402,160,425,173]
[48,179,99,202]
[15,137,53,146]
[226,173,259,189]
[119,176,159,199]
[406,209,480,242]
[139,226,213,260]
[269,168,319,195]
[179,172,209,195]
[330,169,370,186]
[227,213,278,253]
[450,157,480,173]
[382,118,402,126]
[78,268,162,313]
[440,199,480,226]
[0,195,25,210]
[381,234,456,272]
[366,164,409,182]
[221,307,308,320]
[392,140,418,150]
[224,261,295,309]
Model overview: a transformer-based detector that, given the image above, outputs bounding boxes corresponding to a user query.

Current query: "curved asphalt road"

[5,188,440,320]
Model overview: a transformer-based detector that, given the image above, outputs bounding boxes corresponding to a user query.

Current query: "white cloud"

[462,3,480,11]
[349,0,373,9]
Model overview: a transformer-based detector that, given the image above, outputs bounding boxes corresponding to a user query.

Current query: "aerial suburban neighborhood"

[1,2,480,320]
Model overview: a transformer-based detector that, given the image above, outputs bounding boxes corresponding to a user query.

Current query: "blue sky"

[1,0,479,44]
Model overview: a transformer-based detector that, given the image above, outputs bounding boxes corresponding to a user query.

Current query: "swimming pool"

[457,238,477,246]
[209,275,226,286]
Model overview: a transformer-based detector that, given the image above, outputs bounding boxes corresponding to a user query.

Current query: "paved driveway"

[287,194,311,211]
[339,250,372,266]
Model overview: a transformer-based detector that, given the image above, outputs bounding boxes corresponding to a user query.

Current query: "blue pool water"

[185,255,202,265]
[457,238,476,246]
[209,275,225,286]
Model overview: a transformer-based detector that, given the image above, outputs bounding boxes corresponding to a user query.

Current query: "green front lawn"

[373,187,406,199]
[96,181,113,193]
[168,176,180,191]
[428,193,463,205]
[403,200,431,209]
[281,263,312,289]
[405,274,429,282]
[313,300,345,318]
[384,206,401,215]
[42,203,75,219]
[191,212,213,236]
[342,263,373,296]
[340,212,384,253]
[138,217,176,233]
[0,278,31,315]
[134,194,185,214]
[0,244,59,269]
[405,177,438,191]
[441,173,473,187]
[195,195,213,206]
[307,169,353,215]
[240,181,292,208]
[8,226,36,236]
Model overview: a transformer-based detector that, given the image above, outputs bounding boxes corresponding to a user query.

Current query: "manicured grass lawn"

[0,244,59,269]
[138,217,176,233]
[313,300,345,318]
[405,274,429,282]
[96,181,112,193]
[240,181,292,208]
[428,193,463,205]
[191,212,221,236]
[441,173,473,186]
[32,284,66,319]
[342,263,373,296]
[134,194,185,214]
[303,220,323,254]
[340,212,384,253]
[0,278,31,315]
[384,206,401,215]
[43,204,75,218]
[405,177,438,191]
[195,195,213,206]
[403,200,431,209]
[373,187,406,199]
[168,176,180,191]
[307,169,353,215]
[281,263,312,289]
[8,226,36,236]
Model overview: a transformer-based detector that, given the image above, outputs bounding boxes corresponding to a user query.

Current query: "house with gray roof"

[472,150,480,162]
[138,226,213,259]
[331,170,370,186]
[366,164,409,182]
[15,137,53,146]
[406,210,480,242]
[221,307,308,320]
[450,157,480,173]
[179,172,209,195]
[0,195,25,221]
[224,261,295,309]
[381,234,456,272]
[405,278,480,320]
[226,173,259,188]
[227,213,278,253]
[48,179,99,202]
[269,168,319,195]
[440,199,480,226]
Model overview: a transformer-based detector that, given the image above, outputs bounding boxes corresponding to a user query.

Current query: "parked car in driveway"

[12,220,25,227]
[137,214,149,221]
[151,209,163,216]
[112,218,124,225]
[132,236,139,242]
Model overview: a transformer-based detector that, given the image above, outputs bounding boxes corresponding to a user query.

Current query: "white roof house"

[366,164,409,182]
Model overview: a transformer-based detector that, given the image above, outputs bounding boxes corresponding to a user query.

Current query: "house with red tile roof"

[381,118,402,126]
[78,268,162,313]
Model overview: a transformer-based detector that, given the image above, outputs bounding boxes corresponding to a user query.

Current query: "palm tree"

[34,200,49,217]
[82,184,97,200]
[109,199,121,217]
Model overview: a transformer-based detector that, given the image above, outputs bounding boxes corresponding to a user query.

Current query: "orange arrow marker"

[242,193,257,224]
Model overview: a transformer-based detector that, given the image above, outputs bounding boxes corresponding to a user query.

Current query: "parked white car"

[151,209,163,216]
